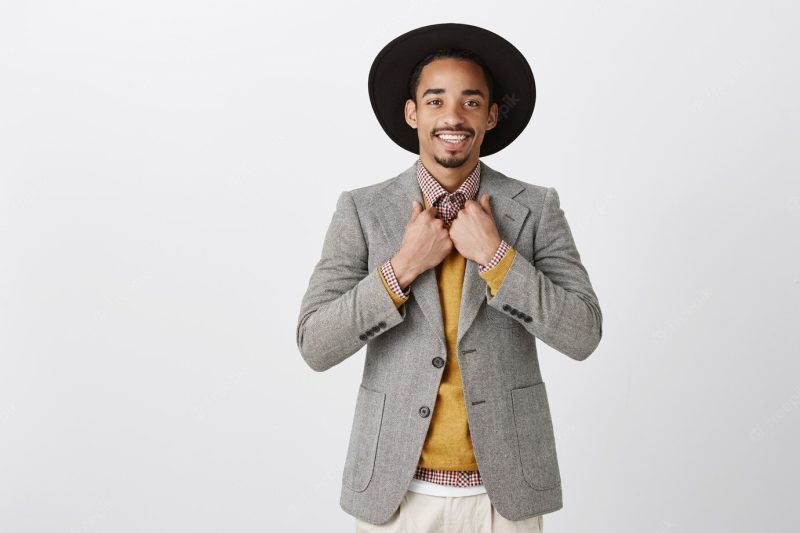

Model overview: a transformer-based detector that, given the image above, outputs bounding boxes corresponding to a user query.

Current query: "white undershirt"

[407,477,488,497]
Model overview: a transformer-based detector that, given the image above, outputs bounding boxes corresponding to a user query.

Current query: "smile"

[435,133,470,149]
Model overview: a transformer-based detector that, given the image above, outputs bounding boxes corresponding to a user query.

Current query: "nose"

[440,100,468,128]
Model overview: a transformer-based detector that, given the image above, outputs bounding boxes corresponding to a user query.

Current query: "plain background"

[1,1,798,532]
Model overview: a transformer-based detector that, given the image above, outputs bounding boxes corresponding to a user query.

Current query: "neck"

[419,152,479,193]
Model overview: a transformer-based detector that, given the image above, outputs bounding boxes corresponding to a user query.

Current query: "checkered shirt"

[413,465,484,487]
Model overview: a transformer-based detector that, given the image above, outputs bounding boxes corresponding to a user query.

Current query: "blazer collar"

[376,159,530,348]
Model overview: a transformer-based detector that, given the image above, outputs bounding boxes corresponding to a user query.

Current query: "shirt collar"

[416,157,481,209]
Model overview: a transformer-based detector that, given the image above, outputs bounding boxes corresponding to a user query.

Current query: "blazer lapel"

[375,159,530,348]
[457,161,529,344]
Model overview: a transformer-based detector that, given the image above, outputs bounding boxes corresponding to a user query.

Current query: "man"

[296,23,602,532]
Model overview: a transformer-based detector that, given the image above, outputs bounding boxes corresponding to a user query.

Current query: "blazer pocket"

[342,384,386,492]
[511,382,562,490]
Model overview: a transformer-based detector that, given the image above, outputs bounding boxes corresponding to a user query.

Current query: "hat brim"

[368,23,535,157]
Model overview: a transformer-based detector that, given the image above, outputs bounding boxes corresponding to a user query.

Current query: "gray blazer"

[296,159,602,525]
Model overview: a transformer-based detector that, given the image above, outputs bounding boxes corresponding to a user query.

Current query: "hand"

[448,193,501,266]
[391,201,454,287]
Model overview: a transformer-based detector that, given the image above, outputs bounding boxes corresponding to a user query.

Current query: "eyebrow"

[421,88,485,99]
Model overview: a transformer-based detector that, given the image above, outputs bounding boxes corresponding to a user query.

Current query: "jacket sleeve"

[484,187,602,360]
[296,190,408,372]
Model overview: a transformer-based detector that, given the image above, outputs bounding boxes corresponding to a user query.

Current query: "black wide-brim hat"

[368,23,535,157]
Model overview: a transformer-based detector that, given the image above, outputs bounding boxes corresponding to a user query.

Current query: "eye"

[427,99,442,105]
[465,100,479,107]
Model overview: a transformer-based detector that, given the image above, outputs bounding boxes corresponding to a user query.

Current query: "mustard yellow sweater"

[378,194,517,471]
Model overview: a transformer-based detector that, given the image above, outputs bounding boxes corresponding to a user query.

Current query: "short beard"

[433,153,470,168]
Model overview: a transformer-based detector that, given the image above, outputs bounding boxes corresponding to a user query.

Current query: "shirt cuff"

[479,239,510,273]
[379,258,411,307]
[478,243,516,296]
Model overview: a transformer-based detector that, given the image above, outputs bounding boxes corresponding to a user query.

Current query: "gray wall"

[1,1,797,531]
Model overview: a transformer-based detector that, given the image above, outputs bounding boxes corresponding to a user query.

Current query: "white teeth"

[438,134,467,142]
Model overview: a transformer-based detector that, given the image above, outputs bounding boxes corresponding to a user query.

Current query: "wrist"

[480,238,507,271]
[482,238,502,266]
[391,253,417,289]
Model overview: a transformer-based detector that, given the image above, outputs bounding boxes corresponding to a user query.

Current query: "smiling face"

[405,57,498,171]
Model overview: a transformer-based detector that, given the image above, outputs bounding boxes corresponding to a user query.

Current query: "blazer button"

[370,326,380,333]
[419,406,431,417]
[432,356,444,368]
[359,334,368,341]
[510,309,519,316]
[502,304,512,312]
[378,321,387,329]
[524,315,532,323]
[366,330,375,337]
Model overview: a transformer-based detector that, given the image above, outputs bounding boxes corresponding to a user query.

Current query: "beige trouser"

[355,490,544,532]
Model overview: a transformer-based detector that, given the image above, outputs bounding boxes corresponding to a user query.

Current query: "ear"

[485,102,499,131]
[404,98,418,129]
